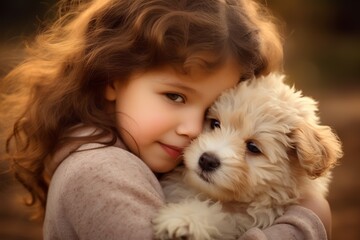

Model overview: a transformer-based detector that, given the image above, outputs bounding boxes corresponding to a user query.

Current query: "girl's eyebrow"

[159,81,197,94]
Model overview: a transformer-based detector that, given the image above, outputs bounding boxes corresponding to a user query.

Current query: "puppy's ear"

[292,123,343,178]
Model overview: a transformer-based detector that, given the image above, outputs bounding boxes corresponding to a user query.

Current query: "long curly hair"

[1,0,283,220]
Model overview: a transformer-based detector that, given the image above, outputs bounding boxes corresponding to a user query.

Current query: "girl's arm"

[239,193,330,240]
[299,191,332,239]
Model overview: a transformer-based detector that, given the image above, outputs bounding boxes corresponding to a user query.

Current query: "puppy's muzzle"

[199,152,221,172]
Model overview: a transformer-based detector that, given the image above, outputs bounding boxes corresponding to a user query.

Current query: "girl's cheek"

[126,111,171,138]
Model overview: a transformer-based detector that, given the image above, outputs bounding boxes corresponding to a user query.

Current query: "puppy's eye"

[210,119,221,129]
[246,141,261,154]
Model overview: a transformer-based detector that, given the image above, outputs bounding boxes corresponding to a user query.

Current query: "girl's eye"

[165,93,185,103]
[210,119,221,129]
[246,141,262,154]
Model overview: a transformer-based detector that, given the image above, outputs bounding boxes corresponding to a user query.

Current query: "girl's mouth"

[159,143,183,159]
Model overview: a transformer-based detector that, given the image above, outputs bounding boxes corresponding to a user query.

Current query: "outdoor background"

[0,0,359,239]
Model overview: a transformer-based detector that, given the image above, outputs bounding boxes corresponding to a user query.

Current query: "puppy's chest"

[221,201,249,214]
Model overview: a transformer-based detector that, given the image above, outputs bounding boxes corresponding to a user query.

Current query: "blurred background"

[0,0,359,239]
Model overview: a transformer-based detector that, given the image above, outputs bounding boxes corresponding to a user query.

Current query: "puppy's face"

[183,74,342,202]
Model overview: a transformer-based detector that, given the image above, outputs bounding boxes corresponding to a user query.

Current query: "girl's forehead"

[176,52,240,76]
[172,56,241,88]
[132,54,241,83]
[118,53,242,88]
[183,51,232,68]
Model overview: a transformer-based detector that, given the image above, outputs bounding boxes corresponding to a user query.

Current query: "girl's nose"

[176,113,204,139]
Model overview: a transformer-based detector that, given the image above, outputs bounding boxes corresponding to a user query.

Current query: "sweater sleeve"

[44,143,164,240]
[239,205,328,240]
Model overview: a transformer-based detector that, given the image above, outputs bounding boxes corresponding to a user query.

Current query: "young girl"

[1,0,331,239]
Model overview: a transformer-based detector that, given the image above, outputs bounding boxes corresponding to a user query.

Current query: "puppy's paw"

[153,200,234,240]
[153,215,192,240]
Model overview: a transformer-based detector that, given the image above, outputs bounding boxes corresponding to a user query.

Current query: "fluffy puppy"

[153,73,343,240]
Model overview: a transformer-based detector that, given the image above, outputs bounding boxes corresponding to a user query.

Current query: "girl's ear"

[105,82,117,101]
[293,123,343,178]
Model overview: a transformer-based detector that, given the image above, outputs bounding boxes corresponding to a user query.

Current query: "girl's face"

[105,57,241,173]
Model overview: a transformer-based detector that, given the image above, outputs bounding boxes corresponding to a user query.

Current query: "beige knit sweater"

[43,129,327,240]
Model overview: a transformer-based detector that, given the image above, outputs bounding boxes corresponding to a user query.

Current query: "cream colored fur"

[153,73,343,240]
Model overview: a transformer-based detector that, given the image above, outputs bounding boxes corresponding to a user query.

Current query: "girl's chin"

[149,161,179,173]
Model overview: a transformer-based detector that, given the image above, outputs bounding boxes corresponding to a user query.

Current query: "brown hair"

[1,0,283,219]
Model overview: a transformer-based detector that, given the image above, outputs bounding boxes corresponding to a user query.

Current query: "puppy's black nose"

[198,152,220,172]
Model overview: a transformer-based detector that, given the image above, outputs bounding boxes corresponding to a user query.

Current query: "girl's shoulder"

[45,143,165,239]
[47,125,160,189]
[54,142,162,193]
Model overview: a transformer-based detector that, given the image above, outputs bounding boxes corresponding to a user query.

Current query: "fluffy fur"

[153,73,343,240]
